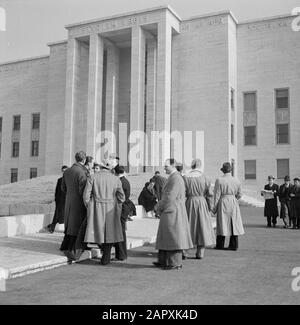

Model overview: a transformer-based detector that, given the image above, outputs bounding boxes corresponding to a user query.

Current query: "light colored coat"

[156,171,193,251]
[213,174,244,236]
[83,169,125,244]
[184,170,216,247]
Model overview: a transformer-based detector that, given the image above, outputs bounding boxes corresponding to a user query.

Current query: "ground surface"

[1,206,299,305]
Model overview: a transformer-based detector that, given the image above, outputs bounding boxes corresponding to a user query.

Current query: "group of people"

[262,175,300,229]
[46,151,245,270]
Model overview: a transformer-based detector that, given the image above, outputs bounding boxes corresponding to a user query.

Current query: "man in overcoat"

[153,159,193,270]
[46,165,68,233]
[83,158,125,265]
[278,175,292,228]
[60,151,88,259]
[261,176,279,227]
[213,162,244,251]
[290,178,300,229]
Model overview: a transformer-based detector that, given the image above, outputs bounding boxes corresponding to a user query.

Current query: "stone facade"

[0,5,299,186]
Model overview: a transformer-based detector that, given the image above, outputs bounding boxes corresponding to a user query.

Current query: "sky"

[0,0,299,63]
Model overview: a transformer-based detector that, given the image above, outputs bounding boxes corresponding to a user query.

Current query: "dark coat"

[119,176,136,220]
[279,183,292,219]
[151,175,167,201]
[61,163,88,236]
[53,177,66,224]
[138,187,157,212]
[263,184,279,217]
[290,185,300,218]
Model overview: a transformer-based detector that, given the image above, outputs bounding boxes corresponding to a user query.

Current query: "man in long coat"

[261,176,279,227]
[278,175,292,228]
[60,152,88,259]
[213,162,244,251]
[46,165,68,233]
[83,158,125,265]
[290,178,300,229]
[153,159,193,270]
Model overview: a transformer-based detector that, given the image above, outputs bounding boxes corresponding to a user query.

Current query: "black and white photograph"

[0,0,299,310]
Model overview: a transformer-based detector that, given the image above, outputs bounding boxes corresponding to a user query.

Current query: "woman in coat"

[138,182,158,217]
[213,162,244,251]
[261,176,279,227]
[184,159,216,259]
[154,159,193,270]
[83,158,125,265]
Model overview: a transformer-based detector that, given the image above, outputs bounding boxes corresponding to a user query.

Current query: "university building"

[0,5,299,188]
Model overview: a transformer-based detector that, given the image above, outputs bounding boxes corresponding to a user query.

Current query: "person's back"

[91,170,121,202]
[216,174,242,199]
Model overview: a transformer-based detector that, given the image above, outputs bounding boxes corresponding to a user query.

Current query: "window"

[12,142,19,158]
[13,115,21,131]
[277,159,289,179]
[31,141,39,157]
[275,89,289,144]
[32,113,40,130]
[245,160,256,180]
[244,92,256,112]
[276,89,288,109]
[11,168,18,183]
[244,126,256,146]
[30,168,37,179]
[231,88,235,110]
[231,124,234,145]
[0,117,2,132]
[276,124,289,144]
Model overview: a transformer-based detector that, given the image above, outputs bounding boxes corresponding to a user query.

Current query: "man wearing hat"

[261,176,279,227]
[278,176,292,228]
[83,158,125,265]
[213,162,244,251]
[290,178,300,229]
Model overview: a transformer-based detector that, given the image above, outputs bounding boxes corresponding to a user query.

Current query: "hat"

[221,162,232,174]
[268,175,275,181]
[294,177,300,182]
[100,158,114,170]
[284,175,290,181]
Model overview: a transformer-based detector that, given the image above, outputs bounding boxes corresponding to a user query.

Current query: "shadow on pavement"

[77,259,156,269]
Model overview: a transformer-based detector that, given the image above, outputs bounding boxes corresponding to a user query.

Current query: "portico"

[63,6,181,173]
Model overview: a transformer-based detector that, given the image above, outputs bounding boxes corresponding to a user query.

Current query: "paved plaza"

[0,206,299,305]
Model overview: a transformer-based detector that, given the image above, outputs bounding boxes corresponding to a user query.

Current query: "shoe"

[195,255,202,260]
[214,247,225,250]
[227,247,238,251]
[267,224,271,228]
[45,224,55,234]
[273,224,277,228]
[152,262,164,268]
[164,265,183,270]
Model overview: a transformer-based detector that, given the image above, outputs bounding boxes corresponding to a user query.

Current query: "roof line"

[183,10,238,24]
[47,39,68,47]
[65,5,181,29]
[0,55,49,66]
[239,12,296,25]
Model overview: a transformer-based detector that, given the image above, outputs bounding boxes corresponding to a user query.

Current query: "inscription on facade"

[180,16,225,32]
[246,19,291,31]
[69,13,158,37]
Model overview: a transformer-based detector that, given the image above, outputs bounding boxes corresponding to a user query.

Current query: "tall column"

[63,37,80,166]
[129,26,146,173]
[105,44,119,153]
[86,33,104,158]
[145,39,157,172]
[154,20,172,167]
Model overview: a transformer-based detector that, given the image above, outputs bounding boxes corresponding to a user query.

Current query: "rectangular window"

[276,89,289,109]
[11,168,18,183]
[32,113,40,130]
[244,92,256,112]
[244,126,256,146]
[275,89,289,144]
[276,124,289,144]
[12,142,19,158]
[245,160,256,180]
[231,88,235,110]
[31,140,39,157]
[277,159,289,179]
[0,117,2,132]
[30,168,37,179]
[231,124,234,145]
[13,115,21,131]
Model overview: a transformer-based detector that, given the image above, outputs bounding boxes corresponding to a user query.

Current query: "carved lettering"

[0,58,48,73]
